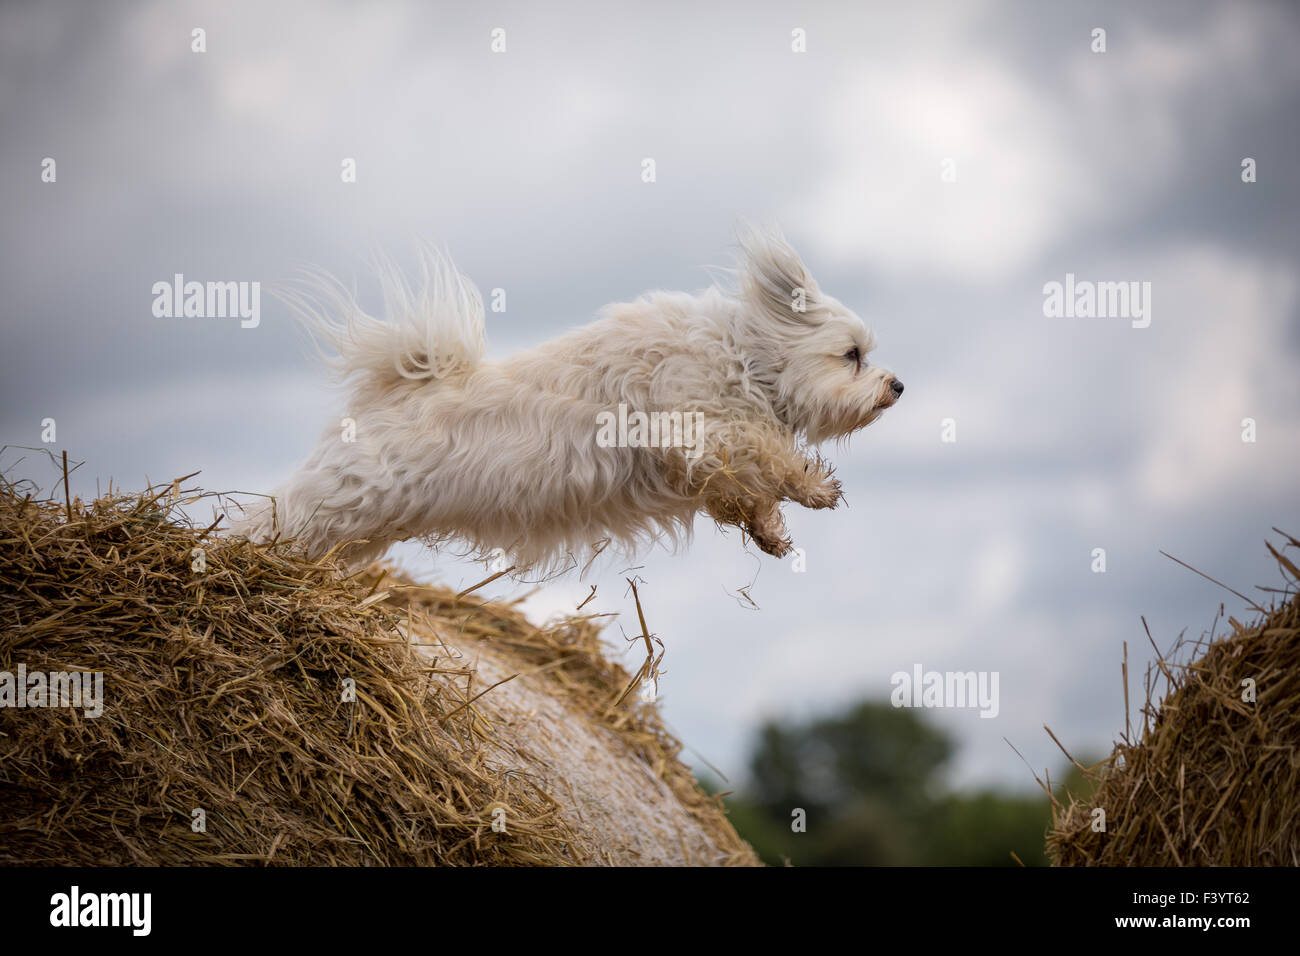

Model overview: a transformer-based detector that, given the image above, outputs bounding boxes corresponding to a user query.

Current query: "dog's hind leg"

[699,491,792,557]
[681,429,800,556]
[744,498,794,557]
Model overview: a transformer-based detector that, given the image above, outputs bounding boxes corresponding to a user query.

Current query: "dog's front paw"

[800,475,842,510]
[789,458,843,510]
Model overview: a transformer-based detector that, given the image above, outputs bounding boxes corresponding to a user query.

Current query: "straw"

[1047,531,1300,866]
[0,470,757,866]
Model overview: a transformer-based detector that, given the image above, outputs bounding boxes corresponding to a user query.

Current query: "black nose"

[890,378,904,395]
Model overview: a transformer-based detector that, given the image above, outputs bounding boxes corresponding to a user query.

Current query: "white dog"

[234,227,903,570]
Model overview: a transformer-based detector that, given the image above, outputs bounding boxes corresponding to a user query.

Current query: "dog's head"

[735,226,902,444]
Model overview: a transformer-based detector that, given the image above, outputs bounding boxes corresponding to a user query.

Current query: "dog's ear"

[738,224,821,329]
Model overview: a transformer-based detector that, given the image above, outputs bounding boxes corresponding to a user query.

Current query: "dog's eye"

[844,346,861,366]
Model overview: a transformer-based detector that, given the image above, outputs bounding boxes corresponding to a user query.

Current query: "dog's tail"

[277,243,486,388]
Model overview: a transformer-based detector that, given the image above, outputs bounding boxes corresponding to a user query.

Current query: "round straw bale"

[0,475,757,866]
[1049,533,1300,866]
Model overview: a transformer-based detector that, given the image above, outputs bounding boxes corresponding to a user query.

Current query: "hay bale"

[0,473,757,866]
[1048,532,1300,866]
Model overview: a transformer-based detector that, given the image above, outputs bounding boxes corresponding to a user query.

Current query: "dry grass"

[379,573,754,863]
[1047,530,1300,866]
[0,464,755,866]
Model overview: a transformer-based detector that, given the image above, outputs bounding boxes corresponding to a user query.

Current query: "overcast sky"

[2,0,1298,792]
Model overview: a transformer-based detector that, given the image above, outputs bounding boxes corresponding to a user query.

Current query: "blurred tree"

[712,699,1100,866]
[747,702,951,819]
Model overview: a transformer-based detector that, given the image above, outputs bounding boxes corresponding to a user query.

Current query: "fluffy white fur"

[234,227,903,570]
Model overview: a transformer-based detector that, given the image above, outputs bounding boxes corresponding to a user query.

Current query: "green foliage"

[712,700,1098,866]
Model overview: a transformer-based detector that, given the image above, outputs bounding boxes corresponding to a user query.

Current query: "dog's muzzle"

[876,376,904,408]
